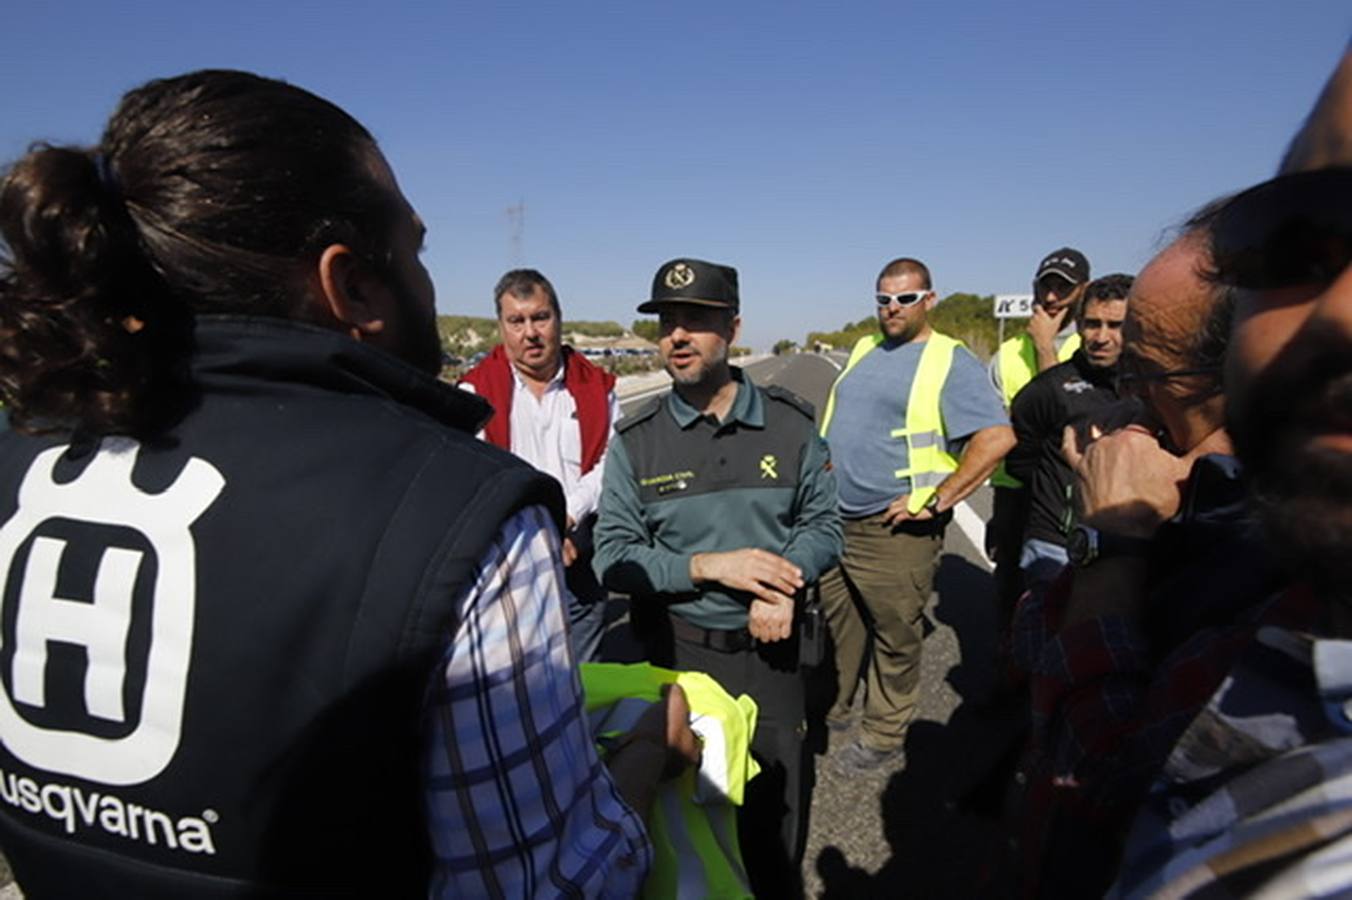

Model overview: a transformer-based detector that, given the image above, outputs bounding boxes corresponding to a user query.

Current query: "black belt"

[668,615,754,653]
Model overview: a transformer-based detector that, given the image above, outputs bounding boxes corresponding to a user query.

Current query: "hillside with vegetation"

[804,292,1026,360]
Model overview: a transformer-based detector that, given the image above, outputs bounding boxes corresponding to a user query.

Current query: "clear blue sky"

[4,2,1349,349]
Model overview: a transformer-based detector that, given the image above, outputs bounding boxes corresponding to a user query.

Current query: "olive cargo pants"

[820,512,944,752]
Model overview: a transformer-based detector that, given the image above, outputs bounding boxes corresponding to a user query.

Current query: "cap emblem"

[664,263,696,290]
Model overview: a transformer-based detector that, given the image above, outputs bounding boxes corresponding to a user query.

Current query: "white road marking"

[952,501,993,570]
[793,352,844,372]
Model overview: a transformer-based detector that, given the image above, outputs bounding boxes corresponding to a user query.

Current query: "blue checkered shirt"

[424,504,651,897]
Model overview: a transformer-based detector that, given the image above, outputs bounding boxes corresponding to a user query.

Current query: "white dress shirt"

[461,363,622,523]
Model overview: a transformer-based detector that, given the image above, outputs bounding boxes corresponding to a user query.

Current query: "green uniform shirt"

[594,369,842,630]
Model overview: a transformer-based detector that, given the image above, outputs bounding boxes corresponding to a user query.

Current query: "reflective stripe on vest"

[820,332,963,515]
[581,662,759,900]
[991,332,1081,488]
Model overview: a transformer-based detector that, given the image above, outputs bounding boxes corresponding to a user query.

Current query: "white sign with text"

[993,294,1034,319]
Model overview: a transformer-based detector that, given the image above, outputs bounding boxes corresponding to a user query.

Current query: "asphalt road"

[615,352,1020,898]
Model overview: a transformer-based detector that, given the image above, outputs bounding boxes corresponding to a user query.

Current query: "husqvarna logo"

[0,440,224,786]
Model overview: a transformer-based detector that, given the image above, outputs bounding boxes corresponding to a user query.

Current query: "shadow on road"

[812,552,1028,899]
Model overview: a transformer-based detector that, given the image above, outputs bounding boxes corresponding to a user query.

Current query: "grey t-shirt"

[826,337,1007,518]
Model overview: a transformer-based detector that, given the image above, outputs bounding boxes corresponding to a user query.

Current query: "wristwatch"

[1067,525,1151,567]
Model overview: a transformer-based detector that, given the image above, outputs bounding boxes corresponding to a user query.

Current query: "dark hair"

[493,268,560,317]
[1075,272,1132,327]
[877,257,932,290]
[1082,273,1134,303]
[0,69,403,436]
[1182,197,1238,380]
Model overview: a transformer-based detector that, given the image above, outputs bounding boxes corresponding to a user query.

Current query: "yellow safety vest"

[990,332,1081,488]
[581,662,761,900]
[820,331,963,515]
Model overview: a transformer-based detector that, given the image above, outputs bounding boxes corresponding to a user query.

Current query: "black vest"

[0,318,562,898]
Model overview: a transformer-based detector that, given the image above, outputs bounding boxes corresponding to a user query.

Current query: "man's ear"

[730,314,743,347]
[317,244,387,339]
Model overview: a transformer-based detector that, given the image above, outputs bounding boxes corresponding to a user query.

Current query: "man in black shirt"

[1006,274,1132,587]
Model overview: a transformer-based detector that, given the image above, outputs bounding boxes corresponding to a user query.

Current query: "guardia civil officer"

[595,258,843,898]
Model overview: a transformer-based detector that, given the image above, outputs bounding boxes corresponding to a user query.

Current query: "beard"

[667,340,729,388]
[404,319,445,376]
[880,313,924,344]
[1230,358,1352,597]
[390,282,445,375]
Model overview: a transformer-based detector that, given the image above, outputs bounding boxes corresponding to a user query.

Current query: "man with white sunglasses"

[818,257,1013,774]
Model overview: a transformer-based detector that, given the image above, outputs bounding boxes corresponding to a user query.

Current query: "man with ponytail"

[0,70,693,897]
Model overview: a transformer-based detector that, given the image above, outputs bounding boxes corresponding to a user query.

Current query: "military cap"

[638,258,739,313]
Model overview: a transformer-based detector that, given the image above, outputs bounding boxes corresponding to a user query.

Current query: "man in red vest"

[460,269,621,661]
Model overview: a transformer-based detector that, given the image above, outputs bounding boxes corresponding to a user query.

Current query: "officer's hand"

[690,549,804,602]
[882,494,934,526]
[1027,302,1067,351]
[748,592,794,642]
[1062,424,1191,538]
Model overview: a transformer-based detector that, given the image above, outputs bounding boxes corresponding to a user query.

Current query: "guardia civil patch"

[759,454,778,479]
[641,470,696,495]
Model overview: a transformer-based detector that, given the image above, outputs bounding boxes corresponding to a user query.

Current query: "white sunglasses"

[875,291,929,307]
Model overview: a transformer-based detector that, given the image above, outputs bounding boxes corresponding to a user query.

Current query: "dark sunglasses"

[876,291,929,307]
[1211,166,1352,289]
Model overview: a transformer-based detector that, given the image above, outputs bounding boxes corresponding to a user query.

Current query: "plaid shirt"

[1003,456,1305,897]
[423,504,651,898]
[1110,600,1352,898]
[1007,581,1323,898]
[1017,580,1268,803]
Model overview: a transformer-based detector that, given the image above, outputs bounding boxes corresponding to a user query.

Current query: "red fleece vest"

[460,344,617,474]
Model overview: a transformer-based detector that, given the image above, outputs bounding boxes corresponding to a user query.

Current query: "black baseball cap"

[1035,247,1091,285]
[638,258,740,313]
